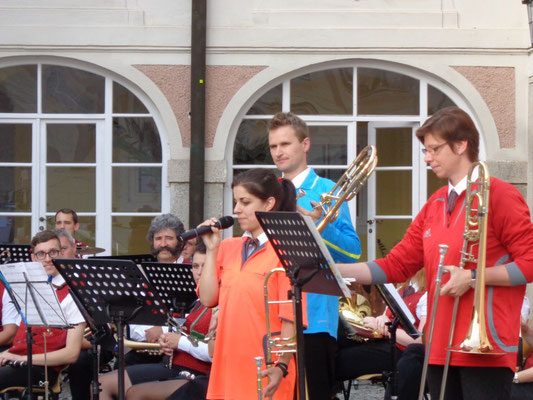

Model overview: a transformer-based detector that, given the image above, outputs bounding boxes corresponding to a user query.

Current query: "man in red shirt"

[337,106,533,400]
[54,208,88,253]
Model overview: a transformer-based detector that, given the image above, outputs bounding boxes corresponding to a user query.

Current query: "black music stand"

[140,262,197,316]
[256,211,351,400]
[0,261,71,399]
[0,244,31,263]
[53,258,168,400]
[376,283,421,400]
[88,254,156,265]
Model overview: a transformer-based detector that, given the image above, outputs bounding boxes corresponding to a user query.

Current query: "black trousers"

[511,382,533,400]
[304,333,337,400]
[335,339,401,381]
[0,364,58,390]
[166,375,209,400]
[68,348,114,400]
[385,343,425,400]
[427,364,513,400]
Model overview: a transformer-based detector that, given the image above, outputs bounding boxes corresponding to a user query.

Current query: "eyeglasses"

[421,142,448,156]
[34,249,60,260]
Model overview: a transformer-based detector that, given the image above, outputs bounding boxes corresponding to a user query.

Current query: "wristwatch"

[513,372,520,384]
[469,269,477,289]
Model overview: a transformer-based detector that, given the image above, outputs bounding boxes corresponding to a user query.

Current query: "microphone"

[179,216,234,242]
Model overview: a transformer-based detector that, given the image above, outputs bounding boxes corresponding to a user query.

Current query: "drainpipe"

[189,0,207,228]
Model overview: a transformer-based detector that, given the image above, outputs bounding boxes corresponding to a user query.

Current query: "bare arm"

[336,262,373,285]
[0,323,86,366]
[198,218,223,307]
[0,324,17,346]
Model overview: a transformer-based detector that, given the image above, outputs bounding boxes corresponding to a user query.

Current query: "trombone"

[254,145,378,399]
[418,161,495,400]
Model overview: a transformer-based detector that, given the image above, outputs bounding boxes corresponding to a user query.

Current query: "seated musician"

[98,241,214,400]
[335,269,427,397]
[0,230,86,389]
[127,213,187,366]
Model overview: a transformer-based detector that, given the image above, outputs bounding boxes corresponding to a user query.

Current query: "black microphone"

[179,216,234,242]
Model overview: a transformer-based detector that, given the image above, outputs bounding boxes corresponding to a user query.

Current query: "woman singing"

[199,168,303,400]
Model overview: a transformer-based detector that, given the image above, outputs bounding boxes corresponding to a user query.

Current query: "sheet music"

[0,262,69,328]
[301,216,352,298]
[382,283,415,325]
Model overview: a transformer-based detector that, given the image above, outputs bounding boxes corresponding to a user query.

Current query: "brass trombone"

[418,161,495,400]
[254,145,378,399]
[316,145,378,232]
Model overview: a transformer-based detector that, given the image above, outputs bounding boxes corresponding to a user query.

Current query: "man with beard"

[126,214,186,365]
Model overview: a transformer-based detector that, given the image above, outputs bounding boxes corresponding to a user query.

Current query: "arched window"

[0,62,167,255]
[229,63,483,261]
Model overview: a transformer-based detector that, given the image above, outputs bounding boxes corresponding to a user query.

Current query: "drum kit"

[76,246,105,256]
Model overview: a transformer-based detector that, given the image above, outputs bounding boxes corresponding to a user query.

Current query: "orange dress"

[206,237,305,400]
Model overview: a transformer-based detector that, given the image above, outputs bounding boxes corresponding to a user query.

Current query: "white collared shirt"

[448,164,479,196]
[242,231,268,246]
[289,167,311,189]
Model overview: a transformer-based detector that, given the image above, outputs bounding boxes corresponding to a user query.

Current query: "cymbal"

[77,246,105,255]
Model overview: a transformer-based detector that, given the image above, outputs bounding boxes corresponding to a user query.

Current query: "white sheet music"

[0,262,69,328]
[382,283,416,325]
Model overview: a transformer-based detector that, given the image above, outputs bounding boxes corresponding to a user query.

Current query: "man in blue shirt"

[268,112,361,399]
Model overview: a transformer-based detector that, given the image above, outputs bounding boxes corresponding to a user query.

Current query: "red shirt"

[373,178,533,370]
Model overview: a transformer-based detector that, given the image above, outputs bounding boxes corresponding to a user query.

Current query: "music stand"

[256,211,351,400]
[88,254,156,265]
[140,262,197,316]
[53,258,168,400]
[376,283,421,400]
[0,261,71,399]
[0,244,31,263]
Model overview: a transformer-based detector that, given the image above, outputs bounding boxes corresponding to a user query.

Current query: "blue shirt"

[296,168,361,338]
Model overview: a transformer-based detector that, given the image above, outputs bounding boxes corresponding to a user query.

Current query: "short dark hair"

[232,169,296,212]
[31,230,60,251]
[55,208,79,224]
[194,240,207,255]
[416,106,479,162]
[146,214,185,243]
[268,112,309,142]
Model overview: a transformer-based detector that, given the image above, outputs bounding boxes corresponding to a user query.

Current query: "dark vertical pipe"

[189,0,207,228]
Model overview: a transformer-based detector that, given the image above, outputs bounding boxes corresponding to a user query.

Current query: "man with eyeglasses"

[54,208,87,256]
[0,230,86,390]
[337,106,533,400]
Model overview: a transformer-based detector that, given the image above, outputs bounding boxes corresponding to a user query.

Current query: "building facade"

[0,0,531,259]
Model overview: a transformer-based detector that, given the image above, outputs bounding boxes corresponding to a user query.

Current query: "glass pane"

[47,167,95,212]
[47,124,96,163]
[247,85,282,115]
[427,169,448,199]
[0,216,31,244]
[112,216,154,255]
[375,219,411,257]
[376,127,412,167]
[0,65,37,113]
[45,215,95,248]
[428,85,455,115]
[113,82,149,114]
[113,117,162,163]
[291,68,353,115]
[233,120,271,165]
[0,124,32,162]
[112,167,161,212]
[376,170,411,215]
[308,126,347,165]
[0,167,31,212]
[42,65,105,114]
[358,68,419,115]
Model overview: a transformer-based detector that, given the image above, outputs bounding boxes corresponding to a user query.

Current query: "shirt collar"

[52,274,65,286]
[448,164,479,196]
[242,231,268,246]
[289,167,311,189]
